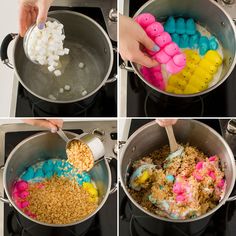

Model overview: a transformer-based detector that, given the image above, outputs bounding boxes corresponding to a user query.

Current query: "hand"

[19,0,53,37]
[155,119,178,127]
[119,15,159,68]
[22,119,63,132]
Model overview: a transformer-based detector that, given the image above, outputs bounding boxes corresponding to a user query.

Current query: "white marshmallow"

[64,48,70,55]
[64,85,71,91]
[48,94,56,100]
[48,65,55,72]
[54,70,61,77]
[82,90,87,96]
[59,88,64,93]
[78,62,85,69]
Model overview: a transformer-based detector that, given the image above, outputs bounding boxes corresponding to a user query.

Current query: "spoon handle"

[57,128,70,143]
[165,125,179,153]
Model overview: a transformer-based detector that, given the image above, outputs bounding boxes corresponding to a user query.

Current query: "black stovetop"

[15,7,117,117]
[119,119,236,236]
[126,0,236,117]
[3,129,117,236]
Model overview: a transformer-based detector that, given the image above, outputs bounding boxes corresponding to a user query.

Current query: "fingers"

[48,119,64,129]
[139,32,160,52]
[132,50,159,68]
[155,119,178,127]
[36,0,51,29]
[19,5,28,37]
[22,119,61,133]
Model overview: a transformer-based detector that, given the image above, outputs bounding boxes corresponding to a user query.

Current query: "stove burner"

[144,93,205,117]
[7,209,99,236]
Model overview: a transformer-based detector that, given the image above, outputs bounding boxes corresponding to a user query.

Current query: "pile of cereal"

[66,140,94,172]
[12,159,98,224]
[128,145,226,220]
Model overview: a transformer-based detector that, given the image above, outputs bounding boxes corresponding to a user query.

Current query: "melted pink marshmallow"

[153,50,171,64]
[176,194,186,202]
[209,156,217,162]
[164,42,180,56]
[150,65,161,72]
[195,161,204,170]
[208,171,216,180]
[173,182,185,194]
[193,172,204,181]
[135,13,156,28]
[145,22,164,39]
[20,201,29,209]
[217,179,225,188]
[155,32,172,48]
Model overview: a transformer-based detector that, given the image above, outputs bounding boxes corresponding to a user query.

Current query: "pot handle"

[105,156,117,194]
[0,33,18,69]
[120,62,135,73]
[106,74,117,84]
[0,166,10,204]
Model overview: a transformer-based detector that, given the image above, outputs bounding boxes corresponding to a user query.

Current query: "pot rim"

[13,10,114,104]
[119,119,236,223]
[130,0,236,98]
[3,131,112,227]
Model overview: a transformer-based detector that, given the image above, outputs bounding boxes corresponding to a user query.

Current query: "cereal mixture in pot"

[66,140,94,172]
[12,159,99,224]
[128,145,226,220]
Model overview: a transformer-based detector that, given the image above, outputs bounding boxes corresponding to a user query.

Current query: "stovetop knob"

[227,119,236,134]
[109,8,117,22]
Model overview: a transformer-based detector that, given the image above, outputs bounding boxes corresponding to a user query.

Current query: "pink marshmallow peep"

[153,50,171,64]
[166,53,186,74]
[15,180,28,192]
[164,42,180,56]
[135,13,156,29]
[155,32,172,48]
[146,22,164,39]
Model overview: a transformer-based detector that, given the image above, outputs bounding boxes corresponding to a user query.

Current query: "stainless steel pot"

[122,0,236,98]
[120,120,236,223]
[0,131,116,227]
[0,10,114,103]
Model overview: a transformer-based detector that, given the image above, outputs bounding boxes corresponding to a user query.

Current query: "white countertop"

[0,1,18,117]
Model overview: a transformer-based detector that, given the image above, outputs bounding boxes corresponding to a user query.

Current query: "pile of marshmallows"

[26,20,70,77]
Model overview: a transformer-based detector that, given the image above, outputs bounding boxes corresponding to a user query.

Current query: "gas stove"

[119,119,236,236]
[120,0,236,117]
[0,120,117,236]
[11,0,117,117]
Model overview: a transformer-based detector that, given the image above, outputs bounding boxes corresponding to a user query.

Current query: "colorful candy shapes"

[164,42,180,56]
[171,33,180,45]
[209,36,219,50]
[189,33,200,49]
[21,167,34,181]
[184,84,200,94]
[176,18,186,35]
[42,160,54,173]
[179,34,189,48]
[155,32,172,48]
[186,18,196,35]
[146,22,164,39]
[166,174,175,182]
[199,36,209,56]
[166,54,186,74]
[15,180,28,192]
[164,16,176,34]
[135,13,156,29]
[204,50,223,66]
[153,49,171,64]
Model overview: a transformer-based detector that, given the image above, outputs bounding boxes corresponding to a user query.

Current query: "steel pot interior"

[131,0,236,97]
[13,10,113,103]
[120,120,236,222]
[3,131,111,227]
